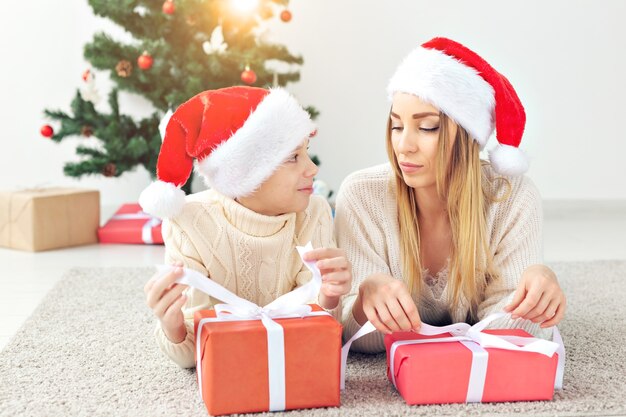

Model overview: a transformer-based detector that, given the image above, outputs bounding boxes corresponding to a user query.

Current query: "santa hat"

[386,37,529,176]
[139,86,316,219]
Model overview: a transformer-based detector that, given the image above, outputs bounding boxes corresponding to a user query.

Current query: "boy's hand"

[303,248,352,310]
[144,261,189,343]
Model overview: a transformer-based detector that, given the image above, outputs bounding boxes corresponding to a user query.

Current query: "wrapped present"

[98,203,163,244]
[168,243,342,416]
[0,187,99,251]
[382,315,565,405]
[193,305,341,415]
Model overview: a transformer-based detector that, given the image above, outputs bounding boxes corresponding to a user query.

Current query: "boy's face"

[238,140,318,216]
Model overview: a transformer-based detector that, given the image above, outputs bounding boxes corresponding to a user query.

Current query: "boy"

[140,87,351,368]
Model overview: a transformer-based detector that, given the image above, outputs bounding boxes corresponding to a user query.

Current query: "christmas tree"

[42,0,318,194]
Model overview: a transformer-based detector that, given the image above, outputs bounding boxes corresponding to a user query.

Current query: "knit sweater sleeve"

[154,217,213,369]
[334,173,392,353]
[478,175,552,339]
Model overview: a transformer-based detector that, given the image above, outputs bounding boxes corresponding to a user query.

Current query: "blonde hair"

[386,113,507,320]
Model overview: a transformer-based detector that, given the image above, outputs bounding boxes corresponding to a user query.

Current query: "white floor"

[1,201,625,351]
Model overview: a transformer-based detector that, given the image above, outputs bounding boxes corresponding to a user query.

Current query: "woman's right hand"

[144,261,189,343]
[352,273,421,334]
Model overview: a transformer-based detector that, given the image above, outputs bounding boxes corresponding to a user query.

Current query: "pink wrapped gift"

[384,315,565,404]
[98,203,163,244]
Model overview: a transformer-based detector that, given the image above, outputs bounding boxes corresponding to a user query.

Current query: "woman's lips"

[298,186,314,194]
[399,162,424,174]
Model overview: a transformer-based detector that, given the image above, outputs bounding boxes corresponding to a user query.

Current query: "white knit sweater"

[335,163,552,353]
[156,189,336,368]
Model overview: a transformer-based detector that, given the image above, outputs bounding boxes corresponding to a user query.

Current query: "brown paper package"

[0,188,100,252]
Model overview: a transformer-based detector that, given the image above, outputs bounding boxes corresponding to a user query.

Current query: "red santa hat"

[139,86,316,219]
[386,37,529,176]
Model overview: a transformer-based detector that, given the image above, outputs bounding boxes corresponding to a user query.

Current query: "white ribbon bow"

[158,242,328,412]
[112,210,162,244]
[341,313,565,400]
[412,312,561,355]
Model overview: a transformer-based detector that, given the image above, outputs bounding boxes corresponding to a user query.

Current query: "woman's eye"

[289,154,298,162]
[391,126,403,131]
[420,126,440,132]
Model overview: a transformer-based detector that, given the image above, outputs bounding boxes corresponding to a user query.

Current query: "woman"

[335,37,566,352]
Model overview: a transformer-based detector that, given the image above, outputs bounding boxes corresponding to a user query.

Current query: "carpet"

[1,261,625,417]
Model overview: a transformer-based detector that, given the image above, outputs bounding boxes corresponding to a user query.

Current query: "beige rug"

[1,261,625,417]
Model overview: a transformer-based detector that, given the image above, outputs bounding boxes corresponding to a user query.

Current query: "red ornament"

[82,69,91,82]
[241,68,257,85]
[280,10,292,22]
[137,51,153,70]
[40,125,54,138]
[162,0,175,15]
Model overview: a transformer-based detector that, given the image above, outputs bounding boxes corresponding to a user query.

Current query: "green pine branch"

[43,0,324,196]
[44,89,162,179]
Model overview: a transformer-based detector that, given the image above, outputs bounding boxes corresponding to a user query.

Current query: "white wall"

[1,0,625,207]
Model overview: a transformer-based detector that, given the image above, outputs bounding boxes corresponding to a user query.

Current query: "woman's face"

[238,140,318,216]
[389,93,456,190]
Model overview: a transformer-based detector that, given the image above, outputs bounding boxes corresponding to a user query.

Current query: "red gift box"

[170,246,343,417]
[98,203,163,244]
[194,305,342,416]
[384,327,563,405]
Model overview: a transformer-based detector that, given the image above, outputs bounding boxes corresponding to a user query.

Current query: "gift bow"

[160,242,328,412]
[341,313,565,401]
[112,210,162,244]
[413,312,561,356]
[166,241,322,320]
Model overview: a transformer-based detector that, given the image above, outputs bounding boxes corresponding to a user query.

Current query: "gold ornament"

[81,125,94,137]
[102,163,117,177]
[116,60,133,78]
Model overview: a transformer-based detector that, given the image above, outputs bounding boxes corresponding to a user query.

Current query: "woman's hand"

[302,248,352,310]
[504,264,566,328]
[144,261,189,343]
[352,273,421,334]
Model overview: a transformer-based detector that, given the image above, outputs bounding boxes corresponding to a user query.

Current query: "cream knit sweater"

[335,163,552,353]
[156,189,336,368]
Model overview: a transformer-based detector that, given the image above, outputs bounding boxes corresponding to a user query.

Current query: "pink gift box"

[98,203,163,244]
[385,328,562,405]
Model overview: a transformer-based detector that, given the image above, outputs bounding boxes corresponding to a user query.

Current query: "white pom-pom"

[489,144,529,176]
[138,181,186,219]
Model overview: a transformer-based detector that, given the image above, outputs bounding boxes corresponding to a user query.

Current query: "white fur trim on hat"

[196,88,315,198]
[489,144,529,176]
[387,47,496,148]
[139,180,186,219]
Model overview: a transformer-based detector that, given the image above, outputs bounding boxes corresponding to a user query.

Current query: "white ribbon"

[342,314,565,401]
[461,341,489,402]
[553,325,566,390]
[112,211,162,244]
[340,321,376,389]
[159,242,327,412]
